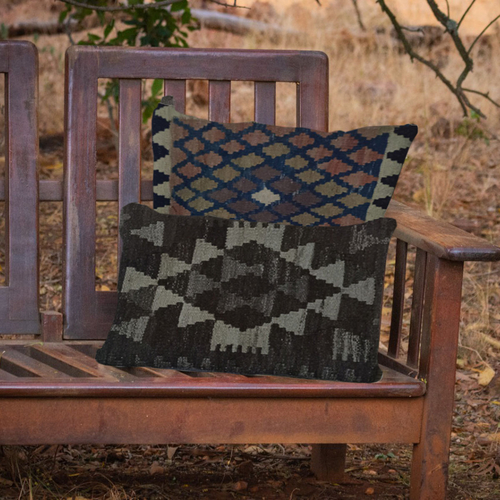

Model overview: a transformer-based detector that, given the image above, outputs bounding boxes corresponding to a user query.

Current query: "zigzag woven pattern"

[158,113,416,225]
[96,203,396,382]
[152,97,196,212]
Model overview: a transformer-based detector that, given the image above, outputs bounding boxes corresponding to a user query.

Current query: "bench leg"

[409,257,463,500]
[311,444,347,482]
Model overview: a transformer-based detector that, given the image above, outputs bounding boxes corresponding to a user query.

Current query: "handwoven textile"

[152,96,197,211]
[153,101,417,224]
[96,203,396,382]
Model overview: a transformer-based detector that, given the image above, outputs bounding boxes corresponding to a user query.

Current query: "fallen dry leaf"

[232,480,248,491]
[365,486,375,495]
[478,433,500,445]
[149,461,164,475]
[478,366,495,386]
[481,333,500,350]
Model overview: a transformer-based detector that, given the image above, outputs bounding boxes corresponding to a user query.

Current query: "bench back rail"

[63,47,329,340]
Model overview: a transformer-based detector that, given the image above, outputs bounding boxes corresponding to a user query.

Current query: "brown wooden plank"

[254,81,276,125]
[130,367,191,379]
[0,348,70,378]
[0,363,425,398]
[73,46,329,84]
[1,41,39,333]
[410,257,463,500]
[388,239,407,358]
[387,200,500,261]
[378,351,419,379]
[407,248,427,368]
[0,179,155,203]
[63,47,99,339]
[28,344,136,381]
[296,54,328,130]
[118,79,142,258]
[0,397,423,445]
[0,369,19,381]
[164,79,186,112]
[208,80,231,122]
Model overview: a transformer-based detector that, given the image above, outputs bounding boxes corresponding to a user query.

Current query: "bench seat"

[0,342,426,447]
[0,342,424,398]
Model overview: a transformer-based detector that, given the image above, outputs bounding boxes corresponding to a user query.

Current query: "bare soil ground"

[1,0,500,498]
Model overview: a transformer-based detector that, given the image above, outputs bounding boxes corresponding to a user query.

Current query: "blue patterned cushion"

[152,99,417,225]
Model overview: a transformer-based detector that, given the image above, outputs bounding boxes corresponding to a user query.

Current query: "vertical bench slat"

[208,80,231,122]
[388,239,407,358]
[0,41,39,333]
[296,53,328,131]
[64,48,100,338]
[164,79,186,113]
[407,248,427,367]
[118,79,142,257]
[254,81,276,125]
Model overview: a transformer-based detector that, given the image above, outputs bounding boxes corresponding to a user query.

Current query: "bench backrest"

[0,41,39,334]
[63,46,329,340]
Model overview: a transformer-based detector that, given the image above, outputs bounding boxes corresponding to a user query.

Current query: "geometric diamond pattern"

[96,203,397,382]
[157,108,417,225]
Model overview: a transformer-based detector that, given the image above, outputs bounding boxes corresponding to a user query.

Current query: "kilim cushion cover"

[153,96,197,210]
[153,99,417,225]
[96,202,397,382]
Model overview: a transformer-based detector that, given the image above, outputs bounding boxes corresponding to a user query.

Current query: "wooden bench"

[1,40,499,499]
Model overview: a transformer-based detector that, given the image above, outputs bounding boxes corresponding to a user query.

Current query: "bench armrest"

[386,200,500,262]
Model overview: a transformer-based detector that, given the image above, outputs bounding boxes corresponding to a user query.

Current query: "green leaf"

[58,9,68,24]
[151,78,163,97]
[87,33,101,42]
[0,24,8,41]
[171,0,188,13]
[115,27,137,44]
[181,9,192,24]
[103,19,115,39]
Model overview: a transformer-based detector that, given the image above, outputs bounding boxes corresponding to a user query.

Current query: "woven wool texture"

[152,96,196,209]
[96,203,396,382]
[152,100,417,225]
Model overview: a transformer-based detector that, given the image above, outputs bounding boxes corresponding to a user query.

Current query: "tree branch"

[351,0,366,31]
[377,0,469,116]
[59,0,180,11]
[377,0,500,118]
[463,88,500,109]
[467,14,500,55]
[458,0,477,30]
[59,0,245,12]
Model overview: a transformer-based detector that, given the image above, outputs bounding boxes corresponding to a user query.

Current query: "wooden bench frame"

[1,41,499,500]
